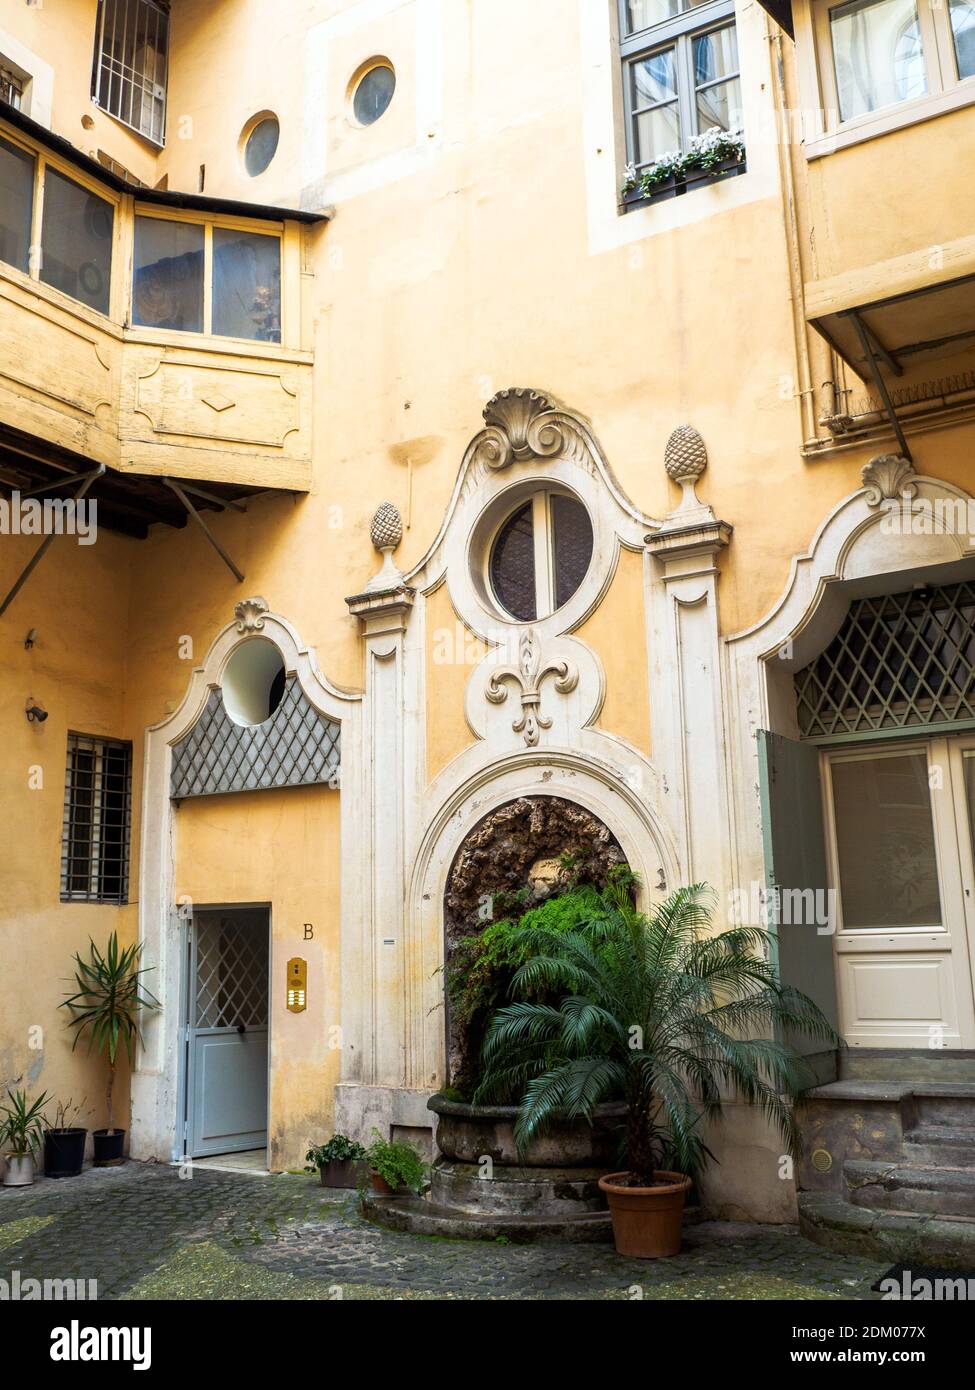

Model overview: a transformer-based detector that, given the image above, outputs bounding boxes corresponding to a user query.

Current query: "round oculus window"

[353,63,396,125]
[489,491,594,622]
[222,639,287,727]
[243,116,280,177]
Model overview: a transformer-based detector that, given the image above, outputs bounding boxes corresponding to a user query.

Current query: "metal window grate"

[170,675,340,800]
[60,733,132,904]
[794,581,975,740]
[92,0,169,147]
[0,65,24,109]
[195,915,268,1029]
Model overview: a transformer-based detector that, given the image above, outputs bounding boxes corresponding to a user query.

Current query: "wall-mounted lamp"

[25,699,48,723]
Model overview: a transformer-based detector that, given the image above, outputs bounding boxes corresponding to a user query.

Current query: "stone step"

[903,1124,975,1167]
[913,1083,975,1127]
[845,1160,975,1219]
[798,1190,975,1271]
[839,1048,975,1084]
[361,1190,614,1244]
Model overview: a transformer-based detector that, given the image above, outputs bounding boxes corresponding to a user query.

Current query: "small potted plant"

[60,932,160,1166]
[305,1134,368,1188]
[364,1130,427,1196]
[1,1089,50,1187]
[43,1097,89,1179]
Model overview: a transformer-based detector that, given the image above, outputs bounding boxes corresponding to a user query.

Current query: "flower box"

[621,149,746,210]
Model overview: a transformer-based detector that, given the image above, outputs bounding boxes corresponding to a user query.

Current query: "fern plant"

[475,871,838,1185]
[60,932,160,1135]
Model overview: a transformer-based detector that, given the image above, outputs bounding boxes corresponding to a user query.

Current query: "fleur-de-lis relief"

[485,628,579,746]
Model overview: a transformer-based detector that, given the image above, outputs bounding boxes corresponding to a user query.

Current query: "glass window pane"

[244,117,280,177]
[132,216,204,332]
[950,0,975,79]
[694,24,739,84]
[635,102,681,162]
[211,227,281,342]
[697,76,741,131]
[830,0,927,123]
[39,168,114,314]
[630,48,678,107]
[353,65,396,125]
[831,753,941,928]
[0,135,35,273]
[624,0,711,33]
[551,495,594,610]
[491,503,536,622]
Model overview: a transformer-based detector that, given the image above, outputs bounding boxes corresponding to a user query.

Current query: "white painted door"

[824,739,975,1048]
[187,909,269,1157]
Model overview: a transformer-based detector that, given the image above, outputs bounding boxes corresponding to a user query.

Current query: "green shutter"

[757,730,839,1054]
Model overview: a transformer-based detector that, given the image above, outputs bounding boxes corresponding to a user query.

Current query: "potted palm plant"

[1,1089,51,1187]
[476,872,837,1258]
[60,932,160,1166]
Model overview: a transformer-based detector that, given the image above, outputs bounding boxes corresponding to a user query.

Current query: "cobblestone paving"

[0,1163,887,1301]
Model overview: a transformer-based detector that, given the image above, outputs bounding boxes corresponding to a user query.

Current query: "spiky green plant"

[0,1089,51,1157]
[60,932,160,1135]
[475,872,838,1185]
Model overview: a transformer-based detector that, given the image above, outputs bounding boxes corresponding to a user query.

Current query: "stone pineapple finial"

[664,425,708,513]
[365,501,405,592]
[370,500,403,551]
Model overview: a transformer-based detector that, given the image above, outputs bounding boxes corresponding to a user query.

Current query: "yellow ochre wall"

[4,0,975,1173]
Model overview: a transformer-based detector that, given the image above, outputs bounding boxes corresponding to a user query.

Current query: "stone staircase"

[797,1050,975,1270]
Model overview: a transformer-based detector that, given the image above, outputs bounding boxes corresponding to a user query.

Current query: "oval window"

[222,639,286,726]
[243,116,280,177]
[489,492,594,622]
[353,63,396,125]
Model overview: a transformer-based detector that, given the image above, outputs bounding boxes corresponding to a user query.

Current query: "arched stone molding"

[723,469,975,917]
[397,744,683,1093]
[404,387,658,643]
[130,597,362,1162]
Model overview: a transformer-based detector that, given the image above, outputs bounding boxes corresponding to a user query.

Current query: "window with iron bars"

[794,581,975,742]
[0,64,25,110]
[91,0,169,147]
[60,734,132,904]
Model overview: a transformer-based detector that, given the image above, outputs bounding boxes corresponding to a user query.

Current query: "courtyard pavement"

[0,1162,888,1301]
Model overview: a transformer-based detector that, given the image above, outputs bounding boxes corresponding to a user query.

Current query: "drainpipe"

[768,20,834,449]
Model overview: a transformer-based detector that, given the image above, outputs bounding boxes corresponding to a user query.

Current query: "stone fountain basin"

[429,1094,626,1167]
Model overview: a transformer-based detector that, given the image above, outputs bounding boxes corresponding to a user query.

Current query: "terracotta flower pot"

[369,1170,394,1195]
[598,1170,692,1258]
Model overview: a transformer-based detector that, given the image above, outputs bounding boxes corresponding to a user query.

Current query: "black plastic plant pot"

[43,1127,87,1178]
[92,1129,126,1166]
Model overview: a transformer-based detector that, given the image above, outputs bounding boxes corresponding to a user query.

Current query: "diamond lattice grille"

[794,581,975,740]
[195,915,268,1029]
[170,675,340,799]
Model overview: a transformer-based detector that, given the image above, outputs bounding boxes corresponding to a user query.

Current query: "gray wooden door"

[188,909,268,1157]
[757,730,838,1051]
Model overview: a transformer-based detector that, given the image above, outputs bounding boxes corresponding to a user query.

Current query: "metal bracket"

[846,310,913,463]
[0,465,105,619]
[162,477,245,583]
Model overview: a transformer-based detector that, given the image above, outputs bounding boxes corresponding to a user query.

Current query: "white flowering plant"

[622,127,745,198]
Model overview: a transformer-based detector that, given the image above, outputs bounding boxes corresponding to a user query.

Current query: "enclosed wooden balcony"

[0,103,324,517]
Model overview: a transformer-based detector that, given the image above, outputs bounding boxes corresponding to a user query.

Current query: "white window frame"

[91,0,170,148]
[486,488,593,623]
[798,0,975,155]
[618,0,741,171]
